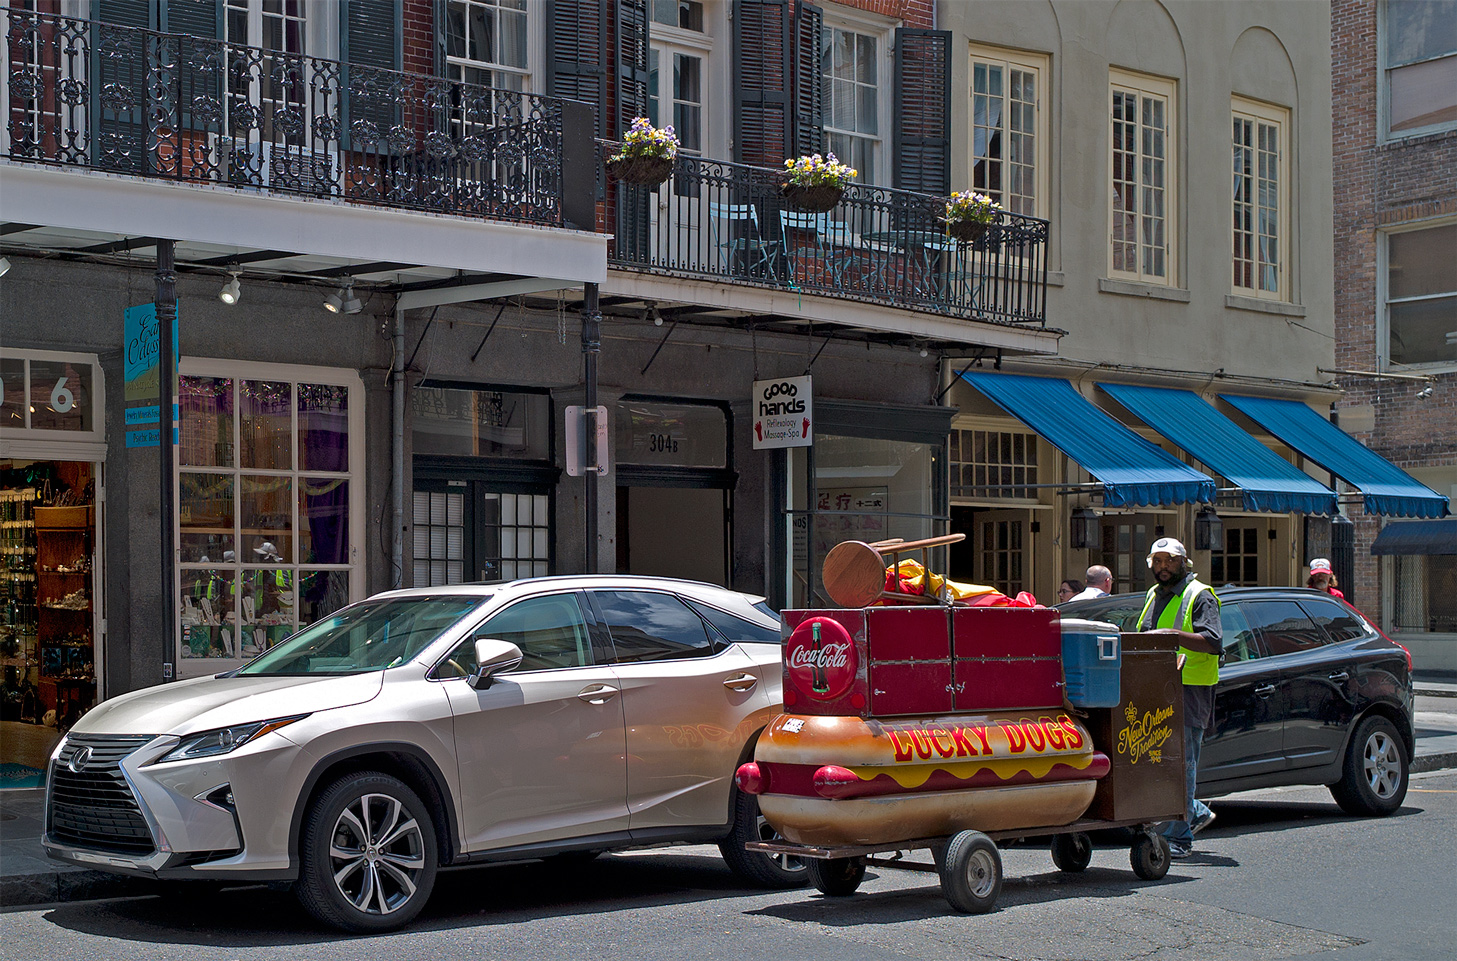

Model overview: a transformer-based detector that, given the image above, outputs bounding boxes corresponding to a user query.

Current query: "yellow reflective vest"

[1138,576,1220,686]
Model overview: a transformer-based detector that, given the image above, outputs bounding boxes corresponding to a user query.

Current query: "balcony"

[1,8,593,226]
[605,152,1049,328]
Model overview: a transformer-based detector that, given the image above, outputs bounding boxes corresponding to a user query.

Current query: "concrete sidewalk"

[4,681,1456,910]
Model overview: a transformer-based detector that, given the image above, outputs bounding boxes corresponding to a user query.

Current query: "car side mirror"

[468,638,523,690]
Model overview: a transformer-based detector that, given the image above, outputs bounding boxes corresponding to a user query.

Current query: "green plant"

[945,190,1001,225]
[783,152,857,190]
[610,117,679,162]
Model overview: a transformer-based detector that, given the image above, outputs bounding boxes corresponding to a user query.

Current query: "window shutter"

[547,0,609,139]
[617,0,650,136]
[433,0,447,77]
[340,0,403,153]
[94,0,155,173]
[893,28,950,195]
[163,0,220,36]
[733,0,792,166]
[792,1,823,159]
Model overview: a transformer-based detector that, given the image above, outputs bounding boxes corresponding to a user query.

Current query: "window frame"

[174,357,366,678]
[1378,0,1457,141]
[1107,68,1178,287]
[1230,96,1290,302]
[967,42,1049,220]
[443,0,544,93]
[819,7,894,187]
[1377,218,1457,374]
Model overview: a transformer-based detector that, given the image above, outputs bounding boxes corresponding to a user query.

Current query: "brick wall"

[402,0,434,77]
[1331,0,1456,614]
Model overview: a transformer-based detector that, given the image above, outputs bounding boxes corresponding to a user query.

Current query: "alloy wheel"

[328,792,427,915]
[755,813,806,873]
[1362,730,1402,799]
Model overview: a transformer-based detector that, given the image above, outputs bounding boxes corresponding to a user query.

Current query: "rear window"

[594,590,722,662]
[1299,598,1372,644]
[686,599,781,645]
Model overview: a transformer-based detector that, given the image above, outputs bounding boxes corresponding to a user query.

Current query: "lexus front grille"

[47,735,156,855]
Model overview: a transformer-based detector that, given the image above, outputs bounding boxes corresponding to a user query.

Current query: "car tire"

[807,856,866,897]
[1050,832,1093,872]
[939,830,1002,914]
[718,787,810,889]
[295,772,438,932]
[1329,715,1409,817]
[1129,832,1170,880]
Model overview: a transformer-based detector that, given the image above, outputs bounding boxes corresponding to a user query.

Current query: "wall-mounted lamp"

[324,280,361,314]
[1070,507,1100,550]
[1417,384,1434,400]
[1194,505,1223,551]
[218,272,242,305]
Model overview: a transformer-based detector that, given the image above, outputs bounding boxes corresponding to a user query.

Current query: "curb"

[1413,751,1457,775]
[1,867,160,909]
[1415,688,1457,699]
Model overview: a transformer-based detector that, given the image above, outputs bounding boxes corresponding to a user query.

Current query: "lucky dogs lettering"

[884,715,1086,763]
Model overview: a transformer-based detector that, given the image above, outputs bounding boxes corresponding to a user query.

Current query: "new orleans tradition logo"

[1117,700,1174,765]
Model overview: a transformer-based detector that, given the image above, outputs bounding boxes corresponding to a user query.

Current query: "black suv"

[1059,587,1414,816]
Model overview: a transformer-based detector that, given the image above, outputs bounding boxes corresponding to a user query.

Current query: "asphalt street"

[3,768,1453,961]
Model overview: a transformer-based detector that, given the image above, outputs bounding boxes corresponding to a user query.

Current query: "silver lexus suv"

[44,576,803,931]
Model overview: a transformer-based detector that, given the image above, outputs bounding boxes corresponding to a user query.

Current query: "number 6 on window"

[51,377,74,414]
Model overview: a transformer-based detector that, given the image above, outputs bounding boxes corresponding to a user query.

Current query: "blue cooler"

[1059,618,1122,708]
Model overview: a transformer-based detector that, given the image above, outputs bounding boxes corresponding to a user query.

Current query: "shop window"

[979,518,1024,597]
[1383,223,1457,370]
[177,368,360,666]
[1381,0,1457,138]
[1211,526,1260,586]
[412,487,549,585]
[412,386,550,459]
[615,399,726,468]
[0,354,98,435]
[1394,555,1457,633]
[949,428,1038,499]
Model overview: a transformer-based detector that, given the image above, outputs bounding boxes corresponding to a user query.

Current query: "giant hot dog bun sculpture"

[736,539,1112,847]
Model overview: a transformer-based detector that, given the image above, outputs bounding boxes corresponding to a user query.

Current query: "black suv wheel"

[1329,715,1408,816]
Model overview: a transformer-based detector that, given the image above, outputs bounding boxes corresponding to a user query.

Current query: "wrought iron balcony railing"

[2,8,588,228]
[606,151,1049,326]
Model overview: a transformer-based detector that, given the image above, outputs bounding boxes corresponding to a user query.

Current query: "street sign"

[752,375,813,449]
[565,404,609,476]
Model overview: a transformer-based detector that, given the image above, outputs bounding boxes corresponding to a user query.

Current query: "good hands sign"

[752,375,812,450]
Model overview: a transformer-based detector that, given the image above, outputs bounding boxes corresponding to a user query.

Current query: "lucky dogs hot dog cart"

[735,535,1186,912]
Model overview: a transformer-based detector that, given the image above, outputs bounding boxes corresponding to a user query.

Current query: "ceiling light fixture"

[324,279,361,314]
[218,272,241,305]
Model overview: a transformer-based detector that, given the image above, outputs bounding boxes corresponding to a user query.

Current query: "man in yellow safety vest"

[1136,536,1222,859]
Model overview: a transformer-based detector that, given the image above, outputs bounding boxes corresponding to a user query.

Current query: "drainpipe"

[581,283,601,573]
[156,240,176,681]
[392,304,406,588]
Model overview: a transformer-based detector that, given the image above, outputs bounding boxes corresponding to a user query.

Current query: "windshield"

[238,595,487,675]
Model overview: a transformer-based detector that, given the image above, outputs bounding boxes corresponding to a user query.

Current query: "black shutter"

[792,1,823,159]
[94,0,155,173]
[341,0,402,153]
[893,28,950,195]
[733,0,792,166]
[547,0,609,139]
[433,0,448,77]
[617,0,650,135]
[162,0,220,36]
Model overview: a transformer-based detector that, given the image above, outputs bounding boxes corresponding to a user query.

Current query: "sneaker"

[1190,808,1217,836]
[1168,842,1193,860]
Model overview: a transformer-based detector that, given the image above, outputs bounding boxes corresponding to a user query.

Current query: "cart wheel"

[939,831,1002,914]
[808,856,866,897]
[1130,832,1171,880]
[1051,832,1093,872]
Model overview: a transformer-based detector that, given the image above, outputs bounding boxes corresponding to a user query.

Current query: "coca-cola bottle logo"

[786,616,856,700]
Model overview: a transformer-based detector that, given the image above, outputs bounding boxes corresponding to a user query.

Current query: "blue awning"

[960,371,1215,507]
[1370,519,1457,555]
[1099,383,1338,515]
[1220,394,1450,519]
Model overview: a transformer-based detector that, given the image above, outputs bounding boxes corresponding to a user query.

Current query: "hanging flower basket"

[780,182,844,213]
[945,219,989,243]
[605,153,675,186]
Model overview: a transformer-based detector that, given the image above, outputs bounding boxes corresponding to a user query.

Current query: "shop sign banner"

[752,375,812,450]
[124,303,178,448]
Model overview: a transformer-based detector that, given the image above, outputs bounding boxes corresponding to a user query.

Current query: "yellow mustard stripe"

[847,752,1095,789]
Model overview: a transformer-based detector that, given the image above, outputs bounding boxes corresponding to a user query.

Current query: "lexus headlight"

[155,715,309,763]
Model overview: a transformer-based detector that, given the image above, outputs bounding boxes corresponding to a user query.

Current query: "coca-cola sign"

[786,617,857,700]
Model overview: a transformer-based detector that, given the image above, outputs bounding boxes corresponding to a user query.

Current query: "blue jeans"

[1160,724,1210,848]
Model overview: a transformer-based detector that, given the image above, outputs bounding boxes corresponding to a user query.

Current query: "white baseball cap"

[1309,557,1333,574]
[1146,537,1188,567]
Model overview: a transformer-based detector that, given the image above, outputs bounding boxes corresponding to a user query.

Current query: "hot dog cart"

[735,536,1186,912]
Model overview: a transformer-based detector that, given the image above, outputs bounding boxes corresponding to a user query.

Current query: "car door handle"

[1254,684,1276,698]
[723,673,758,692]
[577,684,619,705]
[1327,671,1350,682]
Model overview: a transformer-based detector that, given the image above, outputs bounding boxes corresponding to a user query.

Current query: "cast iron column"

[155,240,176,680]
[581,284,601,573]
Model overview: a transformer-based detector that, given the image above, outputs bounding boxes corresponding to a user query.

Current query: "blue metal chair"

[777,209,859,288]
[709,201,781,282]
